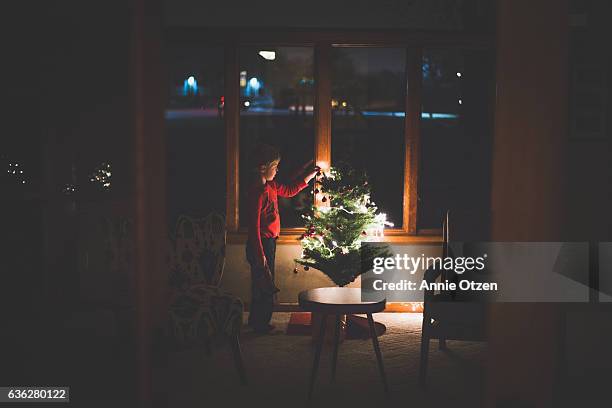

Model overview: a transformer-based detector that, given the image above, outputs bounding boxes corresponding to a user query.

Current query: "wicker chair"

[166,213,246,384]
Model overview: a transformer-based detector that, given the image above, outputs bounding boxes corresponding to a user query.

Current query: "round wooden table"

[298,287,388,401]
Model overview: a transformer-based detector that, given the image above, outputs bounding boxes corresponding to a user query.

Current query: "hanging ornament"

[293,267,299,274]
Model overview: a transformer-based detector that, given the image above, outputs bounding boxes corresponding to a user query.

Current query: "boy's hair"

[251,144,281,171]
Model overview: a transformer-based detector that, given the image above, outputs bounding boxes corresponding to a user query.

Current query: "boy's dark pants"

[246,237,277,329]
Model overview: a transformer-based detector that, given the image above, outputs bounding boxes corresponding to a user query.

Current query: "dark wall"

[1,5,45,318]
[566,0,612,240]
[47,1,133,305]
[2,3,138,404]
[163,0,495,31]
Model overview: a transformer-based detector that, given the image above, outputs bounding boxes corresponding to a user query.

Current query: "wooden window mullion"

[314,42,332,207]
[225,42,240,231]
[404,47,423,234]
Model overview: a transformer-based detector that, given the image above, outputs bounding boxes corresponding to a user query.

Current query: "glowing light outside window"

[246,77,261,96]
[299,77,314,86]
[183,75,198,95]
[240,71,247,87]
[258,50,276,60]
[456,72,462,77]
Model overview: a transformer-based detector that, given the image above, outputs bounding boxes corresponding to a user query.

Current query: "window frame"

[165,28,493,244]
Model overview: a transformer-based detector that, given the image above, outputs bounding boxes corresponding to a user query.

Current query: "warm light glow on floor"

[384,302,424,313]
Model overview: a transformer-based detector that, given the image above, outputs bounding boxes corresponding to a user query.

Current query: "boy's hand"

[303,163,321,184]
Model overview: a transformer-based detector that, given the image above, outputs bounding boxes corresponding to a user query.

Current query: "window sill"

[268,302,424,313]
[227,229,443,245]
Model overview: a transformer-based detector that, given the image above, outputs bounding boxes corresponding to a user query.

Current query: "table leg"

[331,314,340,382]
[367,313,389,393]
[308,312,327,402]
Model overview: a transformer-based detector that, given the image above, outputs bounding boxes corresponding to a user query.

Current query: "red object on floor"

[285,312,385,338]
[286,312,312,335]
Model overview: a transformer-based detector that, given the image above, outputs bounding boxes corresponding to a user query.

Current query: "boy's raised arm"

[274,179,308,198]
[276,161,319,197]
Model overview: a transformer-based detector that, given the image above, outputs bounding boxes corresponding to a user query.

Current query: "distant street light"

[184,75,198,96]
[247,77,261,96]
[258,50,276,60]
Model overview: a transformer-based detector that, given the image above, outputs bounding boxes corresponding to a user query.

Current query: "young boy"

[246,144,319,333]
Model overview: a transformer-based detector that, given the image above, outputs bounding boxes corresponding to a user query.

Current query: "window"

[238,46,315,228]
[166,30,495,242]
[164,44,225,224]
[418,48,494,239]
[331,47,406,228]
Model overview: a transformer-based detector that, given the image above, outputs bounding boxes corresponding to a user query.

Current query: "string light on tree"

[4,159,28,185]
[90,162,112,192]
[62,183,76,196]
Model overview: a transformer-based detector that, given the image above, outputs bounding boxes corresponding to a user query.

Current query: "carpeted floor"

[168,312,487,408]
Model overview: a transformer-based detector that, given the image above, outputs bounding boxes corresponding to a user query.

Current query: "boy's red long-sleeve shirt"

[247,178,308,267]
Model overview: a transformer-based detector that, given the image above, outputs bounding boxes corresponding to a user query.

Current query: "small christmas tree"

[295,162,392,286]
